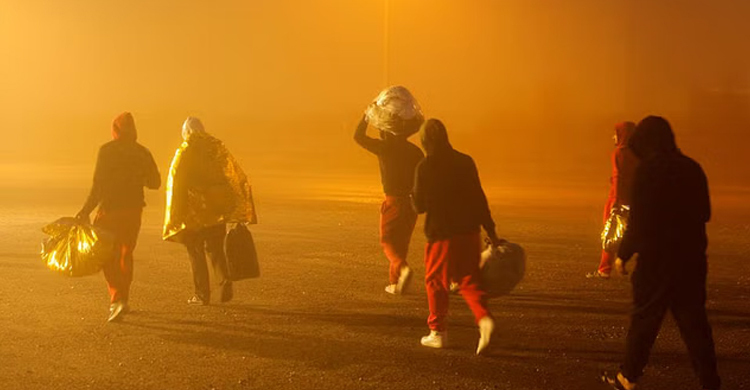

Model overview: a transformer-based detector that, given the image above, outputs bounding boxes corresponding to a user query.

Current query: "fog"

[1,0,749,198]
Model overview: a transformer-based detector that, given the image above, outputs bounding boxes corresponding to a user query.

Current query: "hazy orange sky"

[1,0,749,192]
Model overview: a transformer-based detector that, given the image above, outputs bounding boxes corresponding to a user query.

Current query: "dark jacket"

[354,122,424,197]
[81,113,161,214]
[618,153,710,269]
[412,148,495,242]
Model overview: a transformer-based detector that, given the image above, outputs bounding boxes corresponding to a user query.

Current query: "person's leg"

[184,231,211,302]
[451,232,493,354]
[621,273,670,383]
[424,240,450,332]
[670,272,721,390]
[597,250,615,276]
[94,209,123,304]
[205,224,232,302]
[380,197,408,285]
[117,209,143,305]
[451,232,490,323]
[591,196,617,277]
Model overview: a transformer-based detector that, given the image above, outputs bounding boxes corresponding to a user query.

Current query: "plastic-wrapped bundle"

[480,241,526,297]
[365,85,424,136]
[601,205,630,252]
[40,217,115,277]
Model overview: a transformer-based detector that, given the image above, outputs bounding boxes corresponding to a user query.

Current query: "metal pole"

[383,0,389,87]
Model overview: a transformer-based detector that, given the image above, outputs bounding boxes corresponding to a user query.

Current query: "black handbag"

[224,223,260,281]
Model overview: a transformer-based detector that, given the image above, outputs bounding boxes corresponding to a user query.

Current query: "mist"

[1,0,749,197]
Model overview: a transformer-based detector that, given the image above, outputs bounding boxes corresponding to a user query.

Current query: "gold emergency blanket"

[40,217,114,277]
[163,135,256,243]
[601,205,630,251]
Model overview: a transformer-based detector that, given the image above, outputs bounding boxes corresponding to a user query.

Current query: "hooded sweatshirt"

[618,116,710,277]
[610,122,639,206]
[81,112,161,214]
[412,119,495,242]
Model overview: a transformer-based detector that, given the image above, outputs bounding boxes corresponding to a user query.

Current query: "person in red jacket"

[588,122,639,279]
[77,112,161,322]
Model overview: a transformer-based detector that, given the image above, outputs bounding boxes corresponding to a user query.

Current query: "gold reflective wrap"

[163,135,257,242]
[40,217,114,277]
[601,205,630,251]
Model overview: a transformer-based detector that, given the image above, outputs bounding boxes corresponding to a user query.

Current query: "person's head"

[630,116,678,159]
[613,121,636,147]
[420,118,451,155]
[112,112,137,142]
[182,116,207,141]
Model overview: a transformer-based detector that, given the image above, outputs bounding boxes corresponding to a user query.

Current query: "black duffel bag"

[224,223,260,281]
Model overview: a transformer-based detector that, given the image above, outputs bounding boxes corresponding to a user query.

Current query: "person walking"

[412,119,501,355]
[354,86,425,295]
[605,116,720,390]
[76,112,161,322]
[163,117,257,305]
[588,122,639,279]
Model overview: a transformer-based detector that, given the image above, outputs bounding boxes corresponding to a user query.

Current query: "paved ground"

[1,187,748,389]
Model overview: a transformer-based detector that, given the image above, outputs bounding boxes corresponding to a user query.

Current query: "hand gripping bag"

[480,241,526,297]
[40,217,115,277]
[224,223,260,281]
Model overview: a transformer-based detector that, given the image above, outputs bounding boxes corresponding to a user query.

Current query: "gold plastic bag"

[601,205,630,252]
[365,85,424,136]
[41,217,115,277]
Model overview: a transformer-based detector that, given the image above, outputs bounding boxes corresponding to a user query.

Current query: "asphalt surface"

[1,189,748,389]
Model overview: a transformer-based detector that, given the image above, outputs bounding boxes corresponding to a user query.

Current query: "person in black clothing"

[412,118,501,354]
[354,114,424,295]
[605,116,720,390]
[76,112,161,322]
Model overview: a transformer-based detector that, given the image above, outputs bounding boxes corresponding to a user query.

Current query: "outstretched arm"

[353,115,382,155]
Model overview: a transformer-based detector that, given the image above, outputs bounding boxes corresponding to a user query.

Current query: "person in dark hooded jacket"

[604,116,720,390]
[77,112,161,323]
[412,119,501,355]
[588,122,639,278]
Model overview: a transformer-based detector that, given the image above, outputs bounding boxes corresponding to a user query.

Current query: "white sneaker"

[476,316,495,355]
[107,302,125,323]
[420,330,447,349]
[384,284,397,295]
[396,266,412,294]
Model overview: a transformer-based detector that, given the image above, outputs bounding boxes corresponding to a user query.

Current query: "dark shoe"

[220,283,234,303]
[107,302,125,323]
[187,295,208,306]
[601,372,636,390]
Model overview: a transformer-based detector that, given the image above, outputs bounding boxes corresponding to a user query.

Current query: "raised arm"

[353,114,382,155]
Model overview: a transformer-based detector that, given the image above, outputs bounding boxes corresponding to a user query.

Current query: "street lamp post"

[383,0,389,87]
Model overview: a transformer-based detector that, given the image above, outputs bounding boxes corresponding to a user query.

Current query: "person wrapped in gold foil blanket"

[163,117,257,305]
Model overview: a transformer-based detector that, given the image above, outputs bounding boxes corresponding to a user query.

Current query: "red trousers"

[424,231,490,331]
[94,208,143,303]
[598,196,617,274]
[380,196,417,284]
